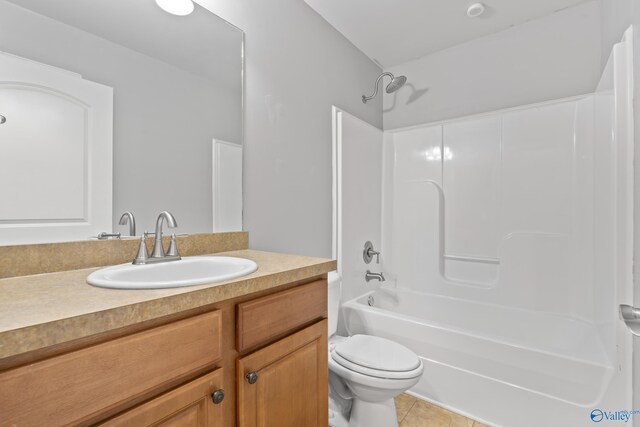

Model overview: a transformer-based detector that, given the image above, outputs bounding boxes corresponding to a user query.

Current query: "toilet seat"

[328,355,423,391]
[330,334,423,380]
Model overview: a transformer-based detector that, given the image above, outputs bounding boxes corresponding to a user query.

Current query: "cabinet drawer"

[237,280,327,352]
[0,310,221,426]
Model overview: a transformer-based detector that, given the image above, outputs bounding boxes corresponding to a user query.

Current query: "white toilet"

[327,272,424,427]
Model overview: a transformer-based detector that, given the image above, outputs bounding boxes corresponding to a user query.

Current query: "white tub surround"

[334,28,636,427]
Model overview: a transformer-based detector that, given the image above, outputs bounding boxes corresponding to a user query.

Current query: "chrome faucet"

[365,270,385,282]
[118,211,136,236]
[131,212,181,265]
[150,211,179,259]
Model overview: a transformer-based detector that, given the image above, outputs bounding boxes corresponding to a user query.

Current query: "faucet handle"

[370,249,380,264]
[133,234,149,265]
[166,233,181,258]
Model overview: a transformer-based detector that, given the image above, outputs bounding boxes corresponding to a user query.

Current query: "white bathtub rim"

[342,289,612,369]
[413,354,610,410]
[343,295,611,370]
[371,284,612,330]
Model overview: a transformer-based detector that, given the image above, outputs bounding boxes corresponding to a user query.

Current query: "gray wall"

[198,0,383,258]
[0,0,241,234]
[383,1,602,129]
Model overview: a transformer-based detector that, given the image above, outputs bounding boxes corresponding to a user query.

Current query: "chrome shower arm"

[362,72,394,104]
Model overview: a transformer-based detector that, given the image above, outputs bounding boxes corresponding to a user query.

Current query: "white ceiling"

[6,0,243,89]
[304,0,591,68]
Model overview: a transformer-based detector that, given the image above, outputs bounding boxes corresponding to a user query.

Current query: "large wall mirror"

[0,0,243,245]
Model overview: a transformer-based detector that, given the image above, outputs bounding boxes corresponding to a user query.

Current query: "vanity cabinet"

[0,277,328,427]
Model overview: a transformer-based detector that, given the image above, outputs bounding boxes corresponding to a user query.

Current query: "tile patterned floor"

[394,394,489,427]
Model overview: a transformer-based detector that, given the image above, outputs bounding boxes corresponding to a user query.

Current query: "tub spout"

[365,270,385,282]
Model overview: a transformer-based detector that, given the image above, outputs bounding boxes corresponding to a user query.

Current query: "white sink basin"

[86,256,258,289]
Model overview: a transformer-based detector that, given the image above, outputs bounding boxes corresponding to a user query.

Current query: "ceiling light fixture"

[155,0,195,16]
[467,3,486,18]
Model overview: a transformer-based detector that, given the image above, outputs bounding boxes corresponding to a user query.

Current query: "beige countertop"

[0,249,336,360]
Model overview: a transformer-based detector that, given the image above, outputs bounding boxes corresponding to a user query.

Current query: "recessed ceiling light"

[467,3,486,18]
[155,0,194,16]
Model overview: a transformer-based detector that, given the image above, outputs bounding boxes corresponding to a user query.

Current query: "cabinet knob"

[245,371,259,384]
[211,389,225,404]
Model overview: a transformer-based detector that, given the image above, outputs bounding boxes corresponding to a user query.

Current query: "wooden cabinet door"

[237,320,328,427]
[100,369,225,427]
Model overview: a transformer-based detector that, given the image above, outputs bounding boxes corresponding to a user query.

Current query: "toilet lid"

[333,335,420,372]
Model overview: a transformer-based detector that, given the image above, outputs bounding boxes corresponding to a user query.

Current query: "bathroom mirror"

[0,0,243,244]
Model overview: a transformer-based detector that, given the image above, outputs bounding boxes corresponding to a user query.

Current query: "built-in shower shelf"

[443,254,500,265]
[442,254,499,286]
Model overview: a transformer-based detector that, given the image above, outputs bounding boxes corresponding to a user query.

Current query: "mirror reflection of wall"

[0,0,243,244]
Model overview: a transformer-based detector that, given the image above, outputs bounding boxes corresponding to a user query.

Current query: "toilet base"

[349,398,398,427]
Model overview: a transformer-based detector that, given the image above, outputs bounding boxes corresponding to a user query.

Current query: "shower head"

[386,75,407,94]
[362,72,407,103]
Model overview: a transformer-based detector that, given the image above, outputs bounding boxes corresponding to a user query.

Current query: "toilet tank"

[327,271,341,337]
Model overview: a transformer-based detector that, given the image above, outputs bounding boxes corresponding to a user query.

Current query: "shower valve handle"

[363,241,380,264]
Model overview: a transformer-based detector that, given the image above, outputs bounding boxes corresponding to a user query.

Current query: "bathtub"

[341,286,617,427]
